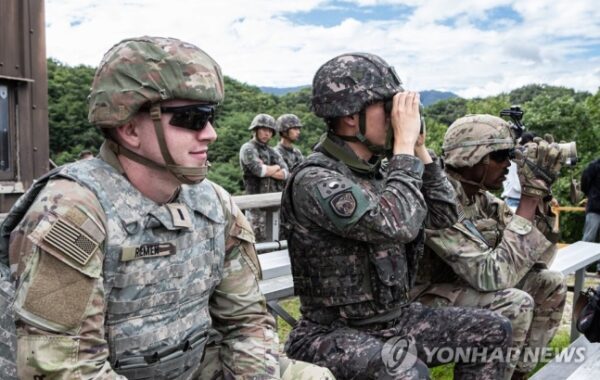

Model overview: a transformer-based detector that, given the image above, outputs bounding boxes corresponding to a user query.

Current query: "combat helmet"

[276,114,303,135]
[88,36,224,184]
[249,113,277,132]
[311,52,403,153]
[443,114,515,168]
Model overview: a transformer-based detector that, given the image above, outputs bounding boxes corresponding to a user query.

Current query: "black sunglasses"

[489,149,515,163]
[159,104,216,131]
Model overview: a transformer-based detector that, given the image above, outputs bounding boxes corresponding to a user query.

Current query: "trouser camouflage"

[246,209,267,243]
[415,268,566,377]
[199,344,335,379]
[0,269,17,380]
[284,302,512,380]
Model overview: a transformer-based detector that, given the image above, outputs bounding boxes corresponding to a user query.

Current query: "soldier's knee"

[541,270,567,290]
[496,314,513,348]
[494,288,534,321]
[281,357,336,380]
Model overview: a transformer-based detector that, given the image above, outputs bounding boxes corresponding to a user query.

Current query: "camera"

[500,105,577,167]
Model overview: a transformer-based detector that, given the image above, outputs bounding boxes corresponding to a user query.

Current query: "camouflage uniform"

[0,36,328,380]
[274,143,303,173]
[415,115,566,377]
[275,114,304,172]
[0,261,16,380]
[240,114,289,242]
[281,53,513,380]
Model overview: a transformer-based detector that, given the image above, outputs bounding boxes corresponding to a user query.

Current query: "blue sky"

[45,0,600,98]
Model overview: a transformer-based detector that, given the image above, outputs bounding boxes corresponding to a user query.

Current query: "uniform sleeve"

[272,150,289,179]
[9,179,124,379]
[209,193,279,379]
[240,143,268,177]
[421,161,459,229]
[292,154,427,243]
[426,212,553,292]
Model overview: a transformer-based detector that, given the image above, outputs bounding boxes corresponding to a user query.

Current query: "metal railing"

[232,192,284,246]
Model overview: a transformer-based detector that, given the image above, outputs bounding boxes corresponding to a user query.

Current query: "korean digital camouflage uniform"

[275,114,304,172]
[414,115,566,378]
[240,114,289,242]
[0,36,332,380]
[281,53,512,380]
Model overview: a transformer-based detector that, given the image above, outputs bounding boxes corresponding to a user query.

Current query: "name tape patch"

[121,243,176,262]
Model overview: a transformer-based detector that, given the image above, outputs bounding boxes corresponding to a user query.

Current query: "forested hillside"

[48,58,600,242]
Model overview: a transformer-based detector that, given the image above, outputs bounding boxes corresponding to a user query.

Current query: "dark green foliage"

[47,58,101,164]
[46,58,600,242]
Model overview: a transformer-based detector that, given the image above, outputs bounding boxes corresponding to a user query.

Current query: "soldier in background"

[414,115,566,379]
[275,114,304,172]
[281,52,512,380]
[0,36,332,380]
[78,149,95,160]
[239,114,289,242]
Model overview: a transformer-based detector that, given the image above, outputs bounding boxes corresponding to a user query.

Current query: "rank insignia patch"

[330,192,357,218]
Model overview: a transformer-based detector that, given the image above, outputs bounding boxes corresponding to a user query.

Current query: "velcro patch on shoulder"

[316,177,355,199]
[330,192,357,217]
[42,218,99,266]
[314,178,370,230]
[28,211,104,277]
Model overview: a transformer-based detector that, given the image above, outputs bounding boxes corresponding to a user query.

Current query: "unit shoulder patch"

[330,191,357,218]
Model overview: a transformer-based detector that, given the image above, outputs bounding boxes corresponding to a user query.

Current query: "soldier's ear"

[115,120,142,149]
[338,114,359,132]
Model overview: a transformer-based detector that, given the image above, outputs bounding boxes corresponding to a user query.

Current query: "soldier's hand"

[271,169,286,180]
[391,91,421,154]
[265,165,281,176]
[514,134,562,198]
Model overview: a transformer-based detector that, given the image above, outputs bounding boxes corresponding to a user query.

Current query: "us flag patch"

[43,219,99,266]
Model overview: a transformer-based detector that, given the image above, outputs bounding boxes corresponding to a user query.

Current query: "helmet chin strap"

[452,156,493,192]
[334,110,386,155]
[107,104,209,185]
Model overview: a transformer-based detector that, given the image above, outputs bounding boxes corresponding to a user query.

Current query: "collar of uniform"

[251,137,268,147]
[98,140,126,175]
[61,156,161,230]
[277,142,294,152]
[97,140,223,226]
[178,180,225,224]
[446,170,470,206]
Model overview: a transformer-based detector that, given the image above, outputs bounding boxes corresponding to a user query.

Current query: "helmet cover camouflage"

[443,114,515,167]
[311,52,404,119]
[88,36,224,127]
[249,113,277,131]
[276,114,303,133]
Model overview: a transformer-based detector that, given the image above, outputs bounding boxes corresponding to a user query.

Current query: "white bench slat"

[259,275,294,302]
[530,336,600,380]
[258,249,292,280]
[550,241,600,275]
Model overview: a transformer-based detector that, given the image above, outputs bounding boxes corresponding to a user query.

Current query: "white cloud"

[45,0,600,98]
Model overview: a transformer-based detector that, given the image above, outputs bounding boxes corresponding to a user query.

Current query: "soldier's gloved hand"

[514,134,562,199]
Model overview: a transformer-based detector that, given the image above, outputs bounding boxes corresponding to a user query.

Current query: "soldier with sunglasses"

[0,36,332,379]
[414,114,567,379]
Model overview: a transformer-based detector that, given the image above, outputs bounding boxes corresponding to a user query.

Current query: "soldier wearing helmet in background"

[275,114,304,172]
[239,113,289,242]
[0,36,332,380]
[281,52,512,380]
[414,114,567,379]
